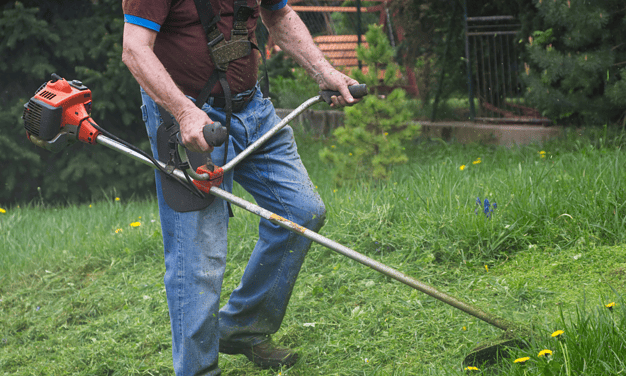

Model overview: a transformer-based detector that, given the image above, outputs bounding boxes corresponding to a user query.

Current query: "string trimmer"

[23,74,529,366]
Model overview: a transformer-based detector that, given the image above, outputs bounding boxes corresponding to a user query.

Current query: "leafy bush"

[319,24,419,182]
[523,0,626,125]
[0,1,153,206]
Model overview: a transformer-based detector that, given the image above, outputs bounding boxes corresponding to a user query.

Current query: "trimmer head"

[463,327,531,367]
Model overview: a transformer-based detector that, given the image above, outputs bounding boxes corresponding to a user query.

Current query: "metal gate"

[465,15,548,124]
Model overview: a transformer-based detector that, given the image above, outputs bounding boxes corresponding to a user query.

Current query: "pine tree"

[523,0,626,125]
[319,24,419,182]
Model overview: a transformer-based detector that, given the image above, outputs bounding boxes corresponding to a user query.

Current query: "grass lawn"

[1,128,625,375]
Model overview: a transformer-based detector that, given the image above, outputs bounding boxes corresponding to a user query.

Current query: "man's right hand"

[121,22,214,154]
[176,106,215,154]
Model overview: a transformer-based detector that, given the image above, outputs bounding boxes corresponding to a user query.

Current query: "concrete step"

[274,108,562,146]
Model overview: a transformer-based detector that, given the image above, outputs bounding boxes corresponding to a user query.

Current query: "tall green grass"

[311,126,626,266]
[1,127,626,375]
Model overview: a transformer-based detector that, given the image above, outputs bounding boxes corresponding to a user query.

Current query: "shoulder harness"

[193,0,269,165]
[155,0,269,213]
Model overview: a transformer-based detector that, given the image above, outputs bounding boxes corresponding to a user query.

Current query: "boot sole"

[219,342,298,369]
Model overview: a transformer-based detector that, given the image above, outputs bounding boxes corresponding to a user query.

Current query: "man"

[121,0,359,374]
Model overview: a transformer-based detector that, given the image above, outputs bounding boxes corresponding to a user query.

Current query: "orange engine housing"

[23,74,100,152]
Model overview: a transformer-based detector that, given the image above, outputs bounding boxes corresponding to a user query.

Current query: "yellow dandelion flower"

[605,302,616,310]
[364,358,369,363]
[331,145,336,148]
[484,265,489,272]
[472,158,482,165]
[539,150,546,158]
[384,132,388,136]
[459,164,466,171]
[462,326,467,331]
[464,366,480,371]
[551,330,564,338]
[538,349,552,357]
[115,228,123,234]
[349,153,353,156]
[513,357,530,364]
[89,204,92,208]
[130,222,141,227]
[115,197,121,201]
[0,208,6,214]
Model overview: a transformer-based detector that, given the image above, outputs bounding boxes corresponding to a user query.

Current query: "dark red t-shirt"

[123,0,286,98]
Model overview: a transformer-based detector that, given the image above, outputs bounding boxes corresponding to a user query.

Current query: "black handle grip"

[203,122,229,148]
[319,84,368,104]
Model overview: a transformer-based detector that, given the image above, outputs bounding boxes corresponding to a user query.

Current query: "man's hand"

[122,22,214,154]
[316,68,361,108]
[260,6,362,108]
[176,105,215,154]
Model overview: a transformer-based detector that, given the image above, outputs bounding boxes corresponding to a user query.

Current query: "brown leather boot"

[219,339,298,369]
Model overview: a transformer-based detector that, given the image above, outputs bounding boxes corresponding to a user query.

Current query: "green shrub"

[319,90,418,181]
[0,1,153,206]
[319,24,419,182]
[523,0,626,126]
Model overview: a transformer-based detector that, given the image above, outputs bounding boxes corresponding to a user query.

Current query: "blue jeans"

[140,86,326,376]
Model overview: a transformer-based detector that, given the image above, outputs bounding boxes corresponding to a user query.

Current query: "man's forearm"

[121,23,212,152]
[261,6,335,84]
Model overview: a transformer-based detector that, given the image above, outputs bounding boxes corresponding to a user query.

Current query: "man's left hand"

[316,69,361,108]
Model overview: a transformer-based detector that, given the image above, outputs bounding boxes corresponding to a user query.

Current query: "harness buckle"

[207,33,225,48]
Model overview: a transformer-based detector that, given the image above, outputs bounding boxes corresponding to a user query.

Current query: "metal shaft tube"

[211,186,513,331]
[221,96,323,172]
[97,133,512,332]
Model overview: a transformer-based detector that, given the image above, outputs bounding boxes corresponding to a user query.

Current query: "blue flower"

[475,197,497,219]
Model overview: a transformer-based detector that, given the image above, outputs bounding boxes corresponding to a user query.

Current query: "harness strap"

[218,71,232,167]
[193,0,221,40]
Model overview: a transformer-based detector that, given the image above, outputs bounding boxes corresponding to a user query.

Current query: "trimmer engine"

[23,73,100,152]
